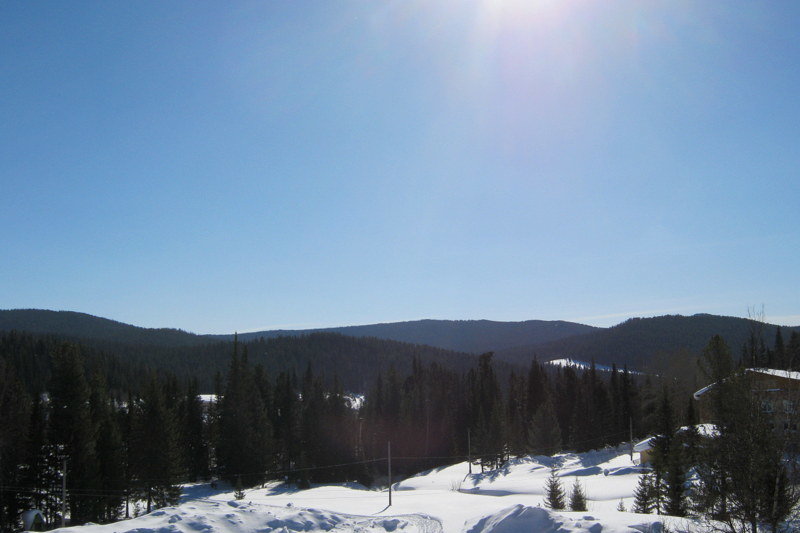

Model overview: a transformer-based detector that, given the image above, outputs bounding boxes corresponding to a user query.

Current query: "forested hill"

[0,309,205,346]
[4,310,798,379]
[0,310,595,353]
[1,329,483,395]
[213,319,597,354]
[496,314,800,370]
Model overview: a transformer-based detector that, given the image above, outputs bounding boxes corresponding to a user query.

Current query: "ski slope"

[47,446,696,533]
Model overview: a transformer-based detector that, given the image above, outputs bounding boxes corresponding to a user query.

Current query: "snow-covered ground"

[46,446,698,533]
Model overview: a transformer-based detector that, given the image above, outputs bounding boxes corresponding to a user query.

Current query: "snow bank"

[465,505,585,533]
[48,499,441,533]
[465,505,669,533]
[46,447,696,533]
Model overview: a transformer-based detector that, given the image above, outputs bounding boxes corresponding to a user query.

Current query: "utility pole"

[425,398,430,457]
[387,441,392,507]
[467,429,472,475]
[629,417,634,461]
[61,458,67,527]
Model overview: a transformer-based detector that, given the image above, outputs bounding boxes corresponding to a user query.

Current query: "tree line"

[0,331,658,531]
[2,327,797,532]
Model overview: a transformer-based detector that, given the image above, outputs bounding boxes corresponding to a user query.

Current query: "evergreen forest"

[2,323,800,532]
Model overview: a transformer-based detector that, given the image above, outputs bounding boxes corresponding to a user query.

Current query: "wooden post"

[388,441,392,507]
[629,417,634,461]
[467,429,472,475]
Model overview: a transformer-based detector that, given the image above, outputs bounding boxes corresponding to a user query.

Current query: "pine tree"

[319,375,357,481]
[217,342,273,487]
[616,499,626,512]
[89,373,124,522]
[774,327,786,369]
[569,382,592,452]
[525,358,548,420]
[528,395,561,456]
[297,363,324,486]
[544,469,566,510]
[234,476,245,500]
[588,360,612,450]
[0,359,32,531]
[181,379,209,482]
[650,387,675,514]
[683,397,700,466]
[569,478,587,511]
[206,372,223,478]
[48,343,99,524]
[20,395,50,518]
[699,335,735,384]
[505,372,527,456]
[131,376,181,512]
[664,445,686,517]
[554,366,579,446]
[633,472,656,514]
[610,364,622,437]
[273,371,299,473]
[620,366,639,438]
[468,354,503,470]
[788,331,800,370]
[639,377,658,437]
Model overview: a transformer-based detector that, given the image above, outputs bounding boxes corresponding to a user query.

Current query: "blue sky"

[2,1,798,333]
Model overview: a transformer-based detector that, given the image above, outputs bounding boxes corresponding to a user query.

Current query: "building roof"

[693,383,716,400]
[693,368,800,399]
[633,437,655,452]
[748,368,800,381]
[634,424,718,453]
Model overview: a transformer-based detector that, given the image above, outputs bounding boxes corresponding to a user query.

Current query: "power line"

[2,434,642,501]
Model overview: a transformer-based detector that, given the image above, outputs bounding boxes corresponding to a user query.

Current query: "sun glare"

[481,0,563,20]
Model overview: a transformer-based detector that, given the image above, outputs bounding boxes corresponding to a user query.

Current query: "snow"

[344,393,365,410]
[464,504,668,533]
[47,498,436,533]
[46,446,697,533]
[545,359,641,375]
[677,424,718,438]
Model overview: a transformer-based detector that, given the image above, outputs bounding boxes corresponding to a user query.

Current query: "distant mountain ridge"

[0,310,595,354]
[0,309,206,346]
[495,314,800,370]
[212,319,598,354]
[2,310,798,375]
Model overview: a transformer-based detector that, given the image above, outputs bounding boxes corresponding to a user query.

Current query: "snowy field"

[47,447,698,533]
